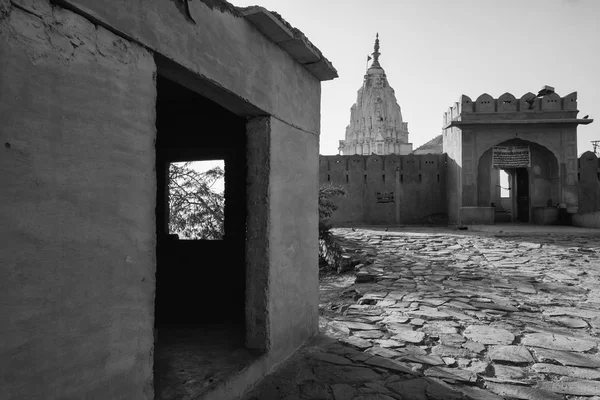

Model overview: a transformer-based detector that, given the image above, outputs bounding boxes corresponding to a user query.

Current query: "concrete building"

[338,35,413,156]
[0,0,336,399]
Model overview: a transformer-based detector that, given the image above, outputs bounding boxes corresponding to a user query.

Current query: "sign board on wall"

[376,192,395,203]
[492,146,530,168]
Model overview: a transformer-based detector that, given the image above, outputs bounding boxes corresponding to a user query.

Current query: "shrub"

[318,183,345,272]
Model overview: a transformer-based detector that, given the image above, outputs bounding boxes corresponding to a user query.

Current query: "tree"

[168,162,225,240]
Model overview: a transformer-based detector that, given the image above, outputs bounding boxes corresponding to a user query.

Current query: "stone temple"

[338,34,413,155]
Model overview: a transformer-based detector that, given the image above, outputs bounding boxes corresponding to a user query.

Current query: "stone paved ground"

[243,227,600,400]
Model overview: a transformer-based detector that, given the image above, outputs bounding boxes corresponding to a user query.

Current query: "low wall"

[532,207,559,225]
[460,207,494,225]
[572,211,600,229]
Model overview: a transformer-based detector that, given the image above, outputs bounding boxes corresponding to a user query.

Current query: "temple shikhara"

[338,34,413,155]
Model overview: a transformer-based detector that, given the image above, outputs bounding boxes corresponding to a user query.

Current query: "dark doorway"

[515,168,529,222]
[154,75,257,399]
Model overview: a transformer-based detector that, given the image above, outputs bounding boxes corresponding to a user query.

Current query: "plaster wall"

[572,211,600,229]
[0,2,157,398]
[268,117,319,349]
[320,154,447,225]
[59,0,321,134]
[443,127,463,224]
[578,151,600,213]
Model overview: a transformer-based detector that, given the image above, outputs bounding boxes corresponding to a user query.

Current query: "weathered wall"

[320,154,447,225]
[0,1,157,398]
[443,126,462,224]
[59,0,321,134]
[578,151,600,214]
[1,0,328,399]
[572,211,600,229]
[269,117,319,348]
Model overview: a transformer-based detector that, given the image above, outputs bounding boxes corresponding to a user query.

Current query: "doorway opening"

[495,169,512,223]
[154,75,257,399]
[515,167,530,222]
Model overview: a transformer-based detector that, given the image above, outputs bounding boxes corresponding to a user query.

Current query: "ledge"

[239,6,338,81]
[443,118,594,129]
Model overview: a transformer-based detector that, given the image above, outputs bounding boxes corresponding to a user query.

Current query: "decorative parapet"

[442,90,591,129]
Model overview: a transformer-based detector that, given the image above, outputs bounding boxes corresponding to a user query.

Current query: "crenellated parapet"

[442,90,583,128]
[320,153,446,185]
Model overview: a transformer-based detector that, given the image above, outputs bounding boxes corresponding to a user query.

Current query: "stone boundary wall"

[319,154,447,225]
[443,91,578,126]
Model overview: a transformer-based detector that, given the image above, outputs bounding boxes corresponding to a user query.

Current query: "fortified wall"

[320,154,447,225]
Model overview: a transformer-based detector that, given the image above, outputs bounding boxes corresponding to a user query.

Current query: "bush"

[318,183,346,272]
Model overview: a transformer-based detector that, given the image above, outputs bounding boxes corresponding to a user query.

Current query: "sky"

[233,0,600,156]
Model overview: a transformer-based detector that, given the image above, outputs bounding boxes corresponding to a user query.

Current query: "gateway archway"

[477,139,559,223]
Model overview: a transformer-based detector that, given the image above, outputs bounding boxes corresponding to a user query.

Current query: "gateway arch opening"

[478,139,559,224]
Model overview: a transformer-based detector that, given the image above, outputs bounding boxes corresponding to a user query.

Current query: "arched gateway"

[443,88,593,225]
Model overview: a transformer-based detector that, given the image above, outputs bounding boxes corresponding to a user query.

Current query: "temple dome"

[338,34,412,156]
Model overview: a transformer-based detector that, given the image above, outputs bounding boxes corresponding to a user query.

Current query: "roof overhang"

[239,6,338,81]
[443,118,594,130]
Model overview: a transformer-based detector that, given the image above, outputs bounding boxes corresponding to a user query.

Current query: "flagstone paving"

[243,227,600,399]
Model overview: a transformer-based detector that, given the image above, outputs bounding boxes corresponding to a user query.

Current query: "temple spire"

[371,33,381,68]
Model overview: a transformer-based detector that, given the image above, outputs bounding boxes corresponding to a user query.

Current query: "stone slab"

[488,345,534,363]
[312,365,382,383]
[532,363,600,379]
[399,354,445,366]
[309,352,353,365]
[424,366,476,383]
[340,336,372,350]
[431,345,475,358]
[464,325,515,345]
[456,385,505,400]
[538,380,600,396]
[485,382,563,400]
[364,356,418,375]
[392,330,425,344]
[522,333,596,352]
[532,348,600,367]
[343,321,382,331]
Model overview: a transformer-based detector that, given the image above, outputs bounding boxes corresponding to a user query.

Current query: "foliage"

[168,162,225,240]
[318,183,346,272]
[319,183,346,235]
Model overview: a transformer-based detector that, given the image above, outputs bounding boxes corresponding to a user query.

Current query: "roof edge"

[238,6,338,81]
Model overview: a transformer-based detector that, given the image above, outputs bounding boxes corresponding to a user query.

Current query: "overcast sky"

[234,0,599,156]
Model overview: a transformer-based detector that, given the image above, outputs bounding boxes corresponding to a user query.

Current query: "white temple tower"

[339,34,413,155]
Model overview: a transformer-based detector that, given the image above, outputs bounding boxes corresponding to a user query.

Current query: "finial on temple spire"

[371,33,381,68]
